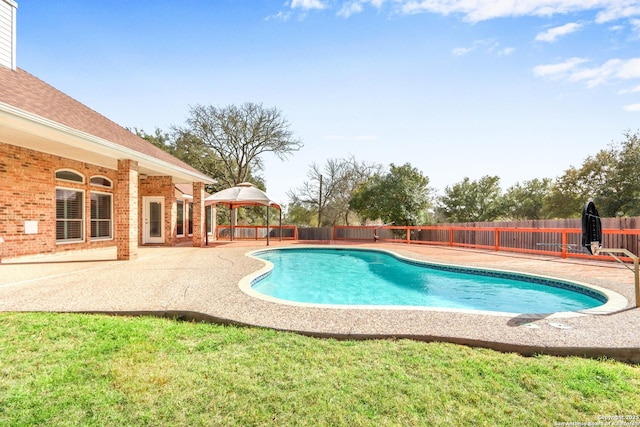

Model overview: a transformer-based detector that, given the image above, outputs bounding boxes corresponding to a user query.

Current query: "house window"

[177,200,184,236]
[91,192,112,239]
[55,169,84,183]
[188,202,193,235]
[90,176,113,188]
[56,188,84,242]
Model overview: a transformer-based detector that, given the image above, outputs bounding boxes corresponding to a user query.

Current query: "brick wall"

[115,159,138,260]
[139,175,175,246]
[1,142,209,260]
[0,142,117,259]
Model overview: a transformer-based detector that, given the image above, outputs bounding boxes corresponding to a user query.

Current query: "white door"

[143,197,164,244]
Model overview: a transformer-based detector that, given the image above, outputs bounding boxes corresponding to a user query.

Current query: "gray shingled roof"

[0,66,210,179]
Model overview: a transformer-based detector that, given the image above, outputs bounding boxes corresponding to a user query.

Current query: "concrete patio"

[1,242,639,362]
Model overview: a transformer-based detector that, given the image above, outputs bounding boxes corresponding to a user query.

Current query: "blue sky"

[15,1,640,204]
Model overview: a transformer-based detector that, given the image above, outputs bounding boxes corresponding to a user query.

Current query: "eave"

[0,101,215,184]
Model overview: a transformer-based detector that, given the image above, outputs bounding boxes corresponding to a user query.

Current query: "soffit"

[0,104,214,184]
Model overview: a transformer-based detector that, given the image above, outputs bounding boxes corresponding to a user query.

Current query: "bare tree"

[289,156,382,226]
[179,102,303,186]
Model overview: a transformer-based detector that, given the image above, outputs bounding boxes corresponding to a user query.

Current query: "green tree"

[502,178,553,220]
[283,200,317,226]
[546,148,617,218]
[439,175,503,223]
[136,127,266,225]
[349,163,431,226]
[135,127,172,151]
[601,130,640,216]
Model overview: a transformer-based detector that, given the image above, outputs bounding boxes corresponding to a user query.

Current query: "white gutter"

[0,102,215,184]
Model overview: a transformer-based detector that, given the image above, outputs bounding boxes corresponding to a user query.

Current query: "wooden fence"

[215,225,298,241]
[215,217,640,261]
[333,217,640,261]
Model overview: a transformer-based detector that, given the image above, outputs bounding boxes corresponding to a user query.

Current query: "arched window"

[90,176,113,188]
[55,169,84,183]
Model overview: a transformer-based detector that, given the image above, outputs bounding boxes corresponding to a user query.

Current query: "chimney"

[0,0,17,70]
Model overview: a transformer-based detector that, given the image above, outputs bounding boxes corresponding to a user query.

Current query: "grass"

[0,313,639,426]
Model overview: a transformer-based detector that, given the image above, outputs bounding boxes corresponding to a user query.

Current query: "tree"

[439,175,503,223]
[546,148,617,218]
[283,200,317,226]
[502,178,553,220]
[136,127,266,225]
[134,127,172,151]
[136,127,226,190]
[178,102,303,187]
[544,130,640,218]
[600,130,640,216]
[288,156,382,226]
[349,163,431,226]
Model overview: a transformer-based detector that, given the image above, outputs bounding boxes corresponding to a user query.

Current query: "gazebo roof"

[205,182,281,210]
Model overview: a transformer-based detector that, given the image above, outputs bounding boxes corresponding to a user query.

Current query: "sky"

[14,0,640,205]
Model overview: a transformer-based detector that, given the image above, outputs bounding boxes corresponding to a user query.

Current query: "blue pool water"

[251,248,606,314]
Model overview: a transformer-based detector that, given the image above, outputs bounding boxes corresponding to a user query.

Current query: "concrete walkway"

[1,242,639,362]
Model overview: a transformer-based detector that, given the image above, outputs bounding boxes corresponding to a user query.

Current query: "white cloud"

[623,103,640,111]
[279,1,640,22]
[451,39,509,57]
[265,11,292,21]
[338,2,364,17]
[534,57,640,87]
[619,84,640,94]
[595,3,640,23]
[498,47,516,56]
[535,22,583,42]
[617,58,640,79]
[290,0,326,10]
[399,1,640,23]
[569,59,624,87]
[569,58,640,87]
[338,0,387,17]
[533,57,588,78]
[452,46,474,56]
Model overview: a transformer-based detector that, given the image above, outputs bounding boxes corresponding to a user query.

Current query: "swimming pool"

[246,247,616,315]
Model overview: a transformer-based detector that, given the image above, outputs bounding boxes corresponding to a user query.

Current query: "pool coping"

[0,242,639,363]
[241,245,628,318]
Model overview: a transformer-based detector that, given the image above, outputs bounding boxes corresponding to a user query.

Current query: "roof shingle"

[0,66,206,177]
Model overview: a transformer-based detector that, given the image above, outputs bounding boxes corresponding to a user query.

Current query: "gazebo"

[205,182,282,245]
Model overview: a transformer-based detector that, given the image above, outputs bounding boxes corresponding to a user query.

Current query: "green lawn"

[0,313,638,426]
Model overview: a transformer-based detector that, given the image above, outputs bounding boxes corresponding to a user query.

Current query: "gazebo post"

[230,204,234,241]
[204,183,281,246]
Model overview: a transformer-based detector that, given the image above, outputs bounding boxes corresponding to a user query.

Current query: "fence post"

[494,229,500,252]
[406,226,410,244]
[449,227,453,247]
[561,230,568,259]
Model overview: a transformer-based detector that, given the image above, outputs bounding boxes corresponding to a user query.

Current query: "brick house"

[0,0,216,261]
